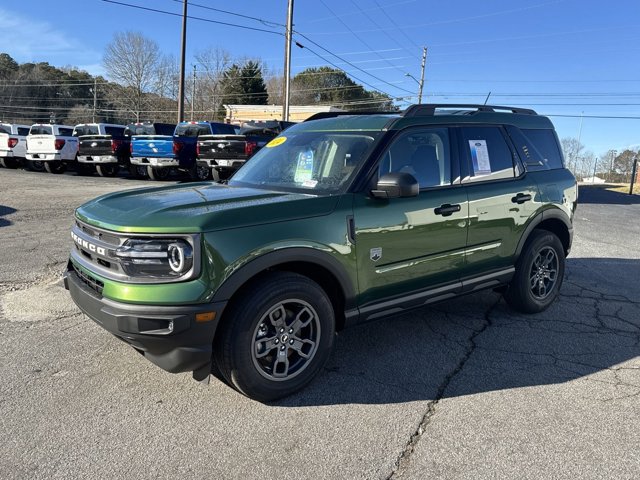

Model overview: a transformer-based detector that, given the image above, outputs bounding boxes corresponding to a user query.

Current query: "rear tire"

[26,160,45,172]
[190,163,211,181]
[1,158,19,168]
[96,164,119,177]
[75,163,94,176]
[504,230,565,313]
[147,166,171,181]
[211,168,220,183]
[44,161,66,174]
[128,164,147,179]
[214,272,335,402]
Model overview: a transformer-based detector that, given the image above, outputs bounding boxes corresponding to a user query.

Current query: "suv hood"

[75,182,340,233]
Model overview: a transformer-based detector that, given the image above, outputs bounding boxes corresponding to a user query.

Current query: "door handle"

[434,203,461,216]
[511,193,532,204]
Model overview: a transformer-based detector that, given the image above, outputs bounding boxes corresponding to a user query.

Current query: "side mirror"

[371,172,419,199]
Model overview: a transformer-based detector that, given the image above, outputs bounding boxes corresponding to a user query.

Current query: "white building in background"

[224,104,344,124]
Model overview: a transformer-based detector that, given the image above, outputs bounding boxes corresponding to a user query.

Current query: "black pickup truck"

[75,123,134,177]
[197,121,295,181]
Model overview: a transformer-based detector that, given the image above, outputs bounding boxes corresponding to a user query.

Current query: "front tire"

[44,161,66,174]
[96,164,119,177]
[214,272,335,402]
[147,166,171,181]
[504,230,565,313]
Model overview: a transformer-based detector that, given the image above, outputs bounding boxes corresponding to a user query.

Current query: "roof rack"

[404,104,537,117]
[304,111,397,122]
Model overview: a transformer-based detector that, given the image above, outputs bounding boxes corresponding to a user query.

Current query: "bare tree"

[560,137,584,175]
[194,47,232,120]
[103,31,160,122]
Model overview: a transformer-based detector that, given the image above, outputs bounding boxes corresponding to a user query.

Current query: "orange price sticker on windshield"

[266,136,287,148]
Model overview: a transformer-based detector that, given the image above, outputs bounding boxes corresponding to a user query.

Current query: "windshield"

[229,131,380,194]
[73,125,99,137]
[0,125,10,135]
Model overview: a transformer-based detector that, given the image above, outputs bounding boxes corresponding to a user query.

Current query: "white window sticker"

[468,140,491,175]
[294,149,314,183]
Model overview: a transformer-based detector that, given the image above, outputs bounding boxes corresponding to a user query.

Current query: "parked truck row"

[0,119,295,181]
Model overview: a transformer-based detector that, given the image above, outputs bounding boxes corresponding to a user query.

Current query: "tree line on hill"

[0,31,395,127]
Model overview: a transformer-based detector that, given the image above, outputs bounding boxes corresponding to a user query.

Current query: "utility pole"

[418,46,427,104]
[630,156,638,195]
[191,64,196,121]
[177,0,188,123]
[282,0,294,121]
[92,77,97,123]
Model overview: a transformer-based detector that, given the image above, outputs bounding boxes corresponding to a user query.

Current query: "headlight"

[115,238,194,279]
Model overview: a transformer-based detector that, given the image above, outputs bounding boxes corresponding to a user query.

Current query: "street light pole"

[282,0,294,121]
[177,0,188,123]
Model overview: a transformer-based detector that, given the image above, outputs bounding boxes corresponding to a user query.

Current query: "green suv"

[64,104,577,401]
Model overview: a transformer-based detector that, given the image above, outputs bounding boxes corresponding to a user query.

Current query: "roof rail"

[403,104,537,117]
[304,111,398,122]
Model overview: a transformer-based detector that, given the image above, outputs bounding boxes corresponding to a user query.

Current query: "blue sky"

[2,0,640,156]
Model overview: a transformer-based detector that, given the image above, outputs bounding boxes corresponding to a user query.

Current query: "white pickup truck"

[0,123,31,169]
[25,124,78,174]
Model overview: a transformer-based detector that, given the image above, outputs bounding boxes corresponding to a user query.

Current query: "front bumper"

[64,267,225,373]
[131,157,178,167]
[26,152,61,161]
[78,154,117,164]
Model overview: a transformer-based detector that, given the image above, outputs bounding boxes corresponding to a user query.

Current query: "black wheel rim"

[529,246,559,299]
[251,299,321,381]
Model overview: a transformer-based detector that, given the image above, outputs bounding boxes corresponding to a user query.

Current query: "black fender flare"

[211,247,357,309]
[515,208,573,258]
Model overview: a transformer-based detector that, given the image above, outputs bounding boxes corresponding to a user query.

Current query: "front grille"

[72,219,126,278]
[73,263,104,295]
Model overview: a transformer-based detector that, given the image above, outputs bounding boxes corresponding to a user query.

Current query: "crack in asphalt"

[386,297,501,479]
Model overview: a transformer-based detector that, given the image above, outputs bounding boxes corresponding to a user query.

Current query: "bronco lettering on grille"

[71,231,107,256]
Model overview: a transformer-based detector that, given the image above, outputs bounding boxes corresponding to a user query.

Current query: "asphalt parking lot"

[1,168,639,479]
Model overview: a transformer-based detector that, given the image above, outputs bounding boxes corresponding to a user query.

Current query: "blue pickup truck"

[130,121,235,181]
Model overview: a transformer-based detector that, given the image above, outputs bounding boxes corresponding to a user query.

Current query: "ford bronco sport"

[64,104,577,402]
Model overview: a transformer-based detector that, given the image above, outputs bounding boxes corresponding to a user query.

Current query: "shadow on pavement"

[275,257,640,407]
[578,184,640,205]
[0,205,17,227]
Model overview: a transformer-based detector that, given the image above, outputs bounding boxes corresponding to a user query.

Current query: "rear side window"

[459,126,515,183]
[30,126,53,135]
[73,125,99,137]
[17,127,30,136]
[0,125,9,134]
[125,124,155,136]
[210,123,236,135]
[155,124,176,136]
[522,129,564,169]
[58,128,73,136]
[105,126,124,137]
[174,124,211,137]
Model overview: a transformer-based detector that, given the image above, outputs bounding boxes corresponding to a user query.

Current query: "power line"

[304,0,567,35]
[372,0,420,50]
[350,0,418,58]
[100,0,283,35]
[281,41,395,98]
[293,32,414,95]
[167,0,285,28]
[317,0,410,74]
